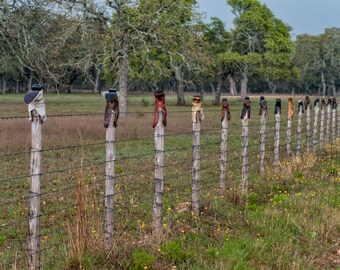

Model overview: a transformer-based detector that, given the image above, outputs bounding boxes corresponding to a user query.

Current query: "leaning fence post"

[287,97,294,156]
[219,98,231,195]
[313,98,320,152]
[304,96,311,152]
[326,97,331,145]
[320,98,326,149]
[240,96,251,194]
[296,100,304,157]
[331,97,337,143]
[24,84,46,270]
[152,90,167,239]
[274,99,281,172]
[259,96,268,173]
[103,89,119,251]
[192,95,203,216]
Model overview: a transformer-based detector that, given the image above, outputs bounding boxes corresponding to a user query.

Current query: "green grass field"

[0,93,339,270]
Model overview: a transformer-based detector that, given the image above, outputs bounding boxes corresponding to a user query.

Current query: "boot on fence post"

[287,97,294,156]
[320,98,326,149]
[259,96,268,173]
[296,100,304,157]
[24,84,46,270]
[103,89,119,251]
[304,96,311,152]
[220,97,231,196]
[152,89,167,240]
[326,97,331,145]
[192,95,203,216]
[313,98,320,152]
[332,97,337,143]
[240,96,251,194]
[274,99,281,172]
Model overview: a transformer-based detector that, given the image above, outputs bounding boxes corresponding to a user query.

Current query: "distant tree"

[201,17,232,105]
[226,0,294,97]
[322,28,340,96]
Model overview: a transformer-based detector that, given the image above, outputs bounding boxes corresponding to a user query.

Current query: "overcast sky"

[197,0,340,38]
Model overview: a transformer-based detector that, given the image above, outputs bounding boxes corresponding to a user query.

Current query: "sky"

[197,0,340,38]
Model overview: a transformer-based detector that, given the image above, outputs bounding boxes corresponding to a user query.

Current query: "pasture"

[0,93,339,270]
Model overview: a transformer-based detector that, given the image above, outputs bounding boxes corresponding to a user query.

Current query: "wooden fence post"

[296,100,304,157]
[287,98,294,156]
[332,97,337,143]
[240,96,251,194]
[259,96,268,173]
[305,96,311,152]
[103,90,119,251]
[219,98,231,195]
[152,90,167,239]
[24,85,46,270]
[320,98,326,149]
[192,96,203,216]
[326,97,331,145]
[274,99,281,172]
[312,98,320,152]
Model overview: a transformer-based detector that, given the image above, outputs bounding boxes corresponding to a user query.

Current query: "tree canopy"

[0,0,339,106]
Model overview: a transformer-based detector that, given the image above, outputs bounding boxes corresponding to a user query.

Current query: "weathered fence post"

[320,98,326,149]
[259,96,268,173]
[103,89,119,251]
[152,90,167,239]
[304,96,311,152]
[220,98,231,195]
[192,96,203,215]
[326,97,331,145]
[313,98,320,152]
[331,97,337,143]
[240,96,251,194]
[274,99,281,172]
[296,100,304,157]
[287,97,294,156]
[24,84,46,270]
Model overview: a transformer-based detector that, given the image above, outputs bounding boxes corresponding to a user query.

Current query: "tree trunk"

[119,57,129,115]
[269,82,277,94]
[331,78,337,97]
[176,79,185,106]
[15,80,19,93]
[200,80,204,100]
[209,82,215,95]
[1,79,6,94]
[27,70,33,91]
[321,71,326,97]
[240,75,248,99]
[214,76,224,105]
[228,75,237,96]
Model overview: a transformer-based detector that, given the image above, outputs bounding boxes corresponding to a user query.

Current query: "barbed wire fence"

[0,100,339,269]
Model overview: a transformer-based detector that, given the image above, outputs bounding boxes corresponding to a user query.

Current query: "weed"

[131,248,156,270]
[160,241,194,264]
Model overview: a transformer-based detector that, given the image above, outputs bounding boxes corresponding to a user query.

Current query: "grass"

[0,93,339,269]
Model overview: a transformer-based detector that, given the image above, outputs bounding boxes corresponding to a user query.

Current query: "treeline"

[1,0,339,112]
